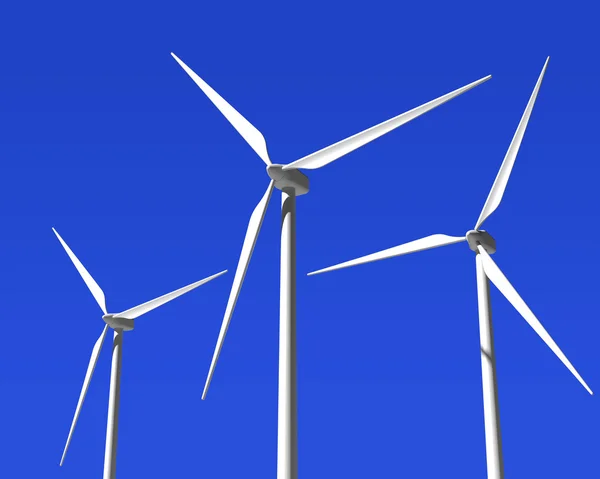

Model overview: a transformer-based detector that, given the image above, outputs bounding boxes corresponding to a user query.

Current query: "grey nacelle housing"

[466,230,497,255]
[103,314,135,331]
[267,165,310,196]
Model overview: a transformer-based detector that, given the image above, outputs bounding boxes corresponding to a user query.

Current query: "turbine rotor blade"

[477,246,593,395]
[60,324,109,466]
[308,234,466,276]
[116,270,228,320]
[171,52,271,166]
[475,57,550,230]
[53,228,107,315]
[283,75,491,171]
[203,180,275,399]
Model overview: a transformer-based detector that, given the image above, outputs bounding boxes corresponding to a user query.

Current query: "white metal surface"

[171,52,490,174]
[103,329,123,479]
[284,76,491,171]
[116,270,227,320]
[475,57,549,230]
[278,190,298,479]
[171,53,272,166]
[309,234,466,276]
[203,180,275,399]
[53,227,107,315]
[478,246,592,394]
[60,324,109,466]
[476,254,504,479]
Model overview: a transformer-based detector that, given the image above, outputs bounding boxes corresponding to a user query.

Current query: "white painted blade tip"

[201,382,210,400]
[539,57,550,74]
[199,269,228,283]
[171,52,189,70]
[204,269,227,282]
[206,269,228,280]
[307,264,337,276]
[466,74,492,87]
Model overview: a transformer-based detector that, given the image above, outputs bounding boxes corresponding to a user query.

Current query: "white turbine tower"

[172,53,490,479]
[308,57,593,478]
[54,228,227,479]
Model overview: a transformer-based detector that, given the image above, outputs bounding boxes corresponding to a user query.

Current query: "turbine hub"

[266,164,310,196]
[102,314,134,331]
[466,230,496,255]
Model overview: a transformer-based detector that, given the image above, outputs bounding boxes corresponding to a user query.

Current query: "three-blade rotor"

[306,57,592,395]
[54,228,227,464]
[171,52,491,398]
[308,57,552,279]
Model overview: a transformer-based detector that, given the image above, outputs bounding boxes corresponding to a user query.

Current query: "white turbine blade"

[283,75,491,171]
[116,270,228,320]
[475,58,550,230]
[53,228,107,315]
[308,234,466,276]
[171,52,271,166]
[477,246,593,395]
[203,180,275,399]
[60,324,109,466]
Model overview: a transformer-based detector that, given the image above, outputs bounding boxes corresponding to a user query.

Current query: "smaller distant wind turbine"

[54,228,226,479]
[308,57,593,479]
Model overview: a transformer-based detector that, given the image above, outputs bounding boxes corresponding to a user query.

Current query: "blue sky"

[0,1,598,477]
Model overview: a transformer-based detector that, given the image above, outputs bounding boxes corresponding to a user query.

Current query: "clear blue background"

[0,1,598,477]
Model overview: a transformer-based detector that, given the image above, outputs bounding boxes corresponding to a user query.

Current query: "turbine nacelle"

[102,314,135,331]
[266,164,310,195]
[466,230,496,255]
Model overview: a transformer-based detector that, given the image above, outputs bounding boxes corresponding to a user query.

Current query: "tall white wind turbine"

[172,52,490,479]
[308,57,593,479]
[54,228,227,479]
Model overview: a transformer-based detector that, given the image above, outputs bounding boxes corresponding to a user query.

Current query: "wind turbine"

[54,228,227,479]
[308,57,593,478]
[171,52,490,479]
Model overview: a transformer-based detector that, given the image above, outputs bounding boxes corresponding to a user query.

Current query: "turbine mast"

[103,329,124,479]
[278,188,298,479]
[475,255,504,479]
